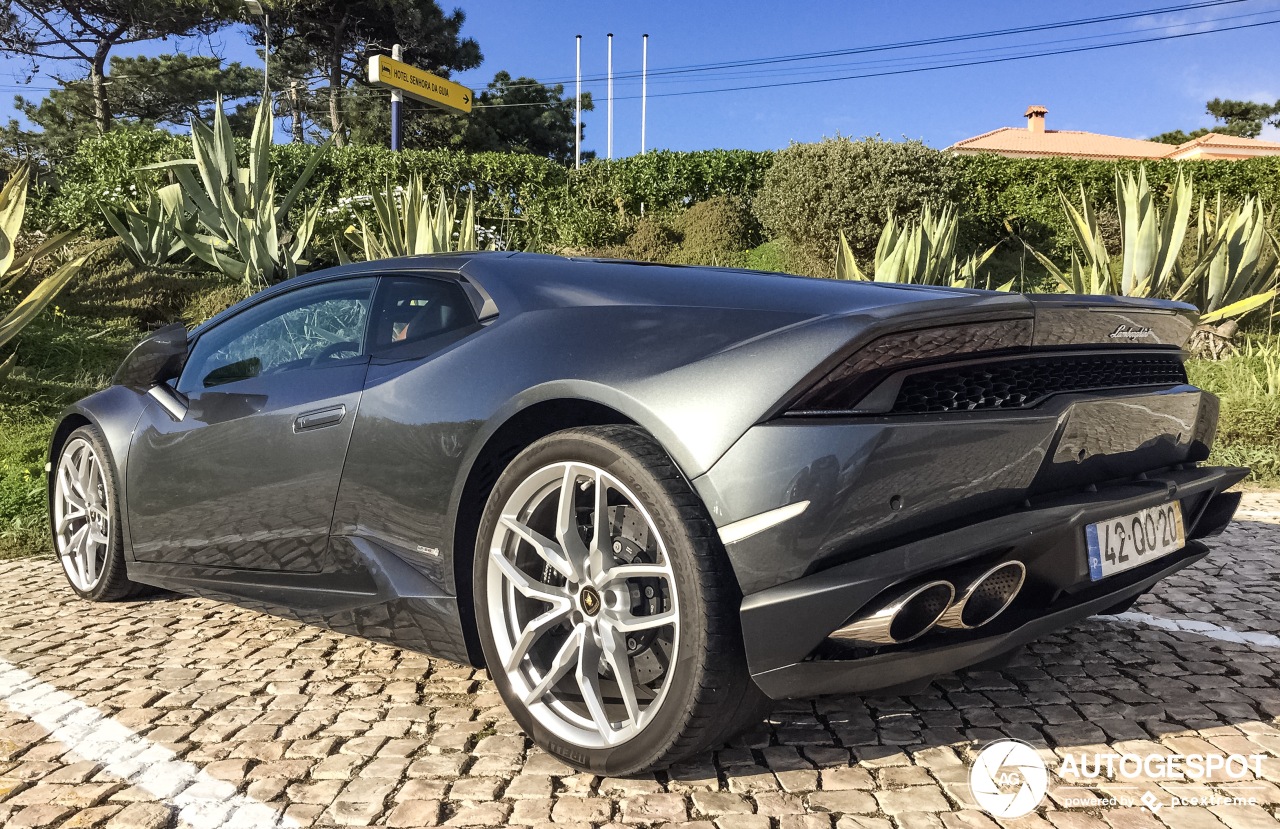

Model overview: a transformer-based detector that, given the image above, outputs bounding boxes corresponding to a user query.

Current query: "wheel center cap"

[579,586,602,617]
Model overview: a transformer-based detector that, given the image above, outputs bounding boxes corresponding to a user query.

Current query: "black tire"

[50,425,149,602]
[705,672,774,750]
[473,425,763,774]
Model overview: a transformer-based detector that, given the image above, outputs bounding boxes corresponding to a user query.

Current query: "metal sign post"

[390,44,403,151]
[368,54,473,151]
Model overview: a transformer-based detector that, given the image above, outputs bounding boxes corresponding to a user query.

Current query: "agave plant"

[836,204,1004,288]
[1029,169,1277,325]
[98,183,193,267]
[1049,184,1113,296]
[142,94,330,289]
[0,163,86,380]
[337,177,490,262]
[1030,169,1193,298]
[1116,167,1193,297]
[1176,195,1278,324]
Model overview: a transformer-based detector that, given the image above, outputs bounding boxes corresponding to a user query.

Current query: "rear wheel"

[474,425,767,774]
[51,425,149,601]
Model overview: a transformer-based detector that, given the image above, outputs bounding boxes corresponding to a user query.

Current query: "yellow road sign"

[368,55,473,114]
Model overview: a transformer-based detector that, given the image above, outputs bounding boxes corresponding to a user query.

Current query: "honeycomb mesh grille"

[892,353,1188,414]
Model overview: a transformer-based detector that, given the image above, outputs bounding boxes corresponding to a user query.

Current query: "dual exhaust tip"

[831,561,1026,647]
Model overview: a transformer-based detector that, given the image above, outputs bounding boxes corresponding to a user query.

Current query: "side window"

[369,276,478,355]
[179,278,376,393]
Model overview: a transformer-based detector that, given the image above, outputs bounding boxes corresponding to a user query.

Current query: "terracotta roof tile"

[946,127,1171,159]
[948,122,1280,160]
[1174,132,1280,150]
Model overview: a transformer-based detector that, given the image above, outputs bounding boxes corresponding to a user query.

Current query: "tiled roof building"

[946,106,1280,161]
[1166,131,1280,160]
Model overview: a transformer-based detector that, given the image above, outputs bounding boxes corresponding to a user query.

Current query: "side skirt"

[127,536,476,666]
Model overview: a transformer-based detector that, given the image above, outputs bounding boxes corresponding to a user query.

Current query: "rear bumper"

[695,387,1219,595]
[740,464,1245,699]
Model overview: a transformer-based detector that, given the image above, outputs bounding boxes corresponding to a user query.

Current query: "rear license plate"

[1085,502,1185,581]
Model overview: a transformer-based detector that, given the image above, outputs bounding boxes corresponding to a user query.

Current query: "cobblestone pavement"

[1,492,1278,829]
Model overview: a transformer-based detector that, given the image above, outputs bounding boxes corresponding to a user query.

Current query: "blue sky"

[3,0,1279,153]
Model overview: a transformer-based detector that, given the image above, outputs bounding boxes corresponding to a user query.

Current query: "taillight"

[786,319,1033,415]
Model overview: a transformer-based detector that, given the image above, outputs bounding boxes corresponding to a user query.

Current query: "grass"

[1,247,1276,560]
[0,417,53,559]
[1186,336,1280,484]
[0,311,139,559]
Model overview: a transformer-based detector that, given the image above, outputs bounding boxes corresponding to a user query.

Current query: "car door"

[126,277,378,572]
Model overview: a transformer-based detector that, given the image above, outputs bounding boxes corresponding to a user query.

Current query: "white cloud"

[1183,77,1278,107]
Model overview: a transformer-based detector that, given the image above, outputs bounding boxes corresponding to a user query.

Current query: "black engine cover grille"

[892,353,1189,414]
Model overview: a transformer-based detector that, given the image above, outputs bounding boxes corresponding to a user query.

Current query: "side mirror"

[113,323,189,391]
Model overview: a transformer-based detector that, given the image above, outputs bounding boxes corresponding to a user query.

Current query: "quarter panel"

[330,302,839,594]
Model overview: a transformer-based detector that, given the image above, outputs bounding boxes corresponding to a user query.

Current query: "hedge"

[529,149,774,249]
[41,136,774,252]
[952,154,1280,259]
[31,127,1280,272]
[37,126,187,231]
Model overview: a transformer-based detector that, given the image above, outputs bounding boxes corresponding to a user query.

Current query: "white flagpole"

[575,35,582,169]
[607,33,614,160]
[641,34,649,154]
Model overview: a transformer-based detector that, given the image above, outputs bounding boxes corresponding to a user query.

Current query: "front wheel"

[51,425,149,601]
[474,425,767,774]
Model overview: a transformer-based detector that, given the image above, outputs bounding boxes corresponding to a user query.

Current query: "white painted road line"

[0,658,297,829]
[1099,611,1280,649]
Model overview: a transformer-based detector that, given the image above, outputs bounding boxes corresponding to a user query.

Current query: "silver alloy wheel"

[53,437,111,592]
[487,462,680,748]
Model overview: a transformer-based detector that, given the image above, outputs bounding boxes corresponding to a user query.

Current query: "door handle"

[294,405,346,432]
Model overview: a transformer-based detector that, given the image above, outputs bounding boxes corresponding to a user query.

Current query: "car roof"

[188,251,985,338]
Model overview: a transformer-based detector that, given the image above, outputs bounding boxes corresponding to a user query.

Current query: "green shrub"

[1204,394,1280,482]
[182,281,247,325]
[673,195,761,266]
[1,163,89,379]
[619,217,681,262]
[301,145,567,252]
[753,137,957,276]
[743,240,801,274]
[34,126,1280,279]
[535,197,628,251]
[572,150,774,214]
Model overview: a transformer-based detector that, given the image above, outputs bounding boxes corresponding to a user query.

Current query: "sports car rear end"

[691,290,1245,699]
